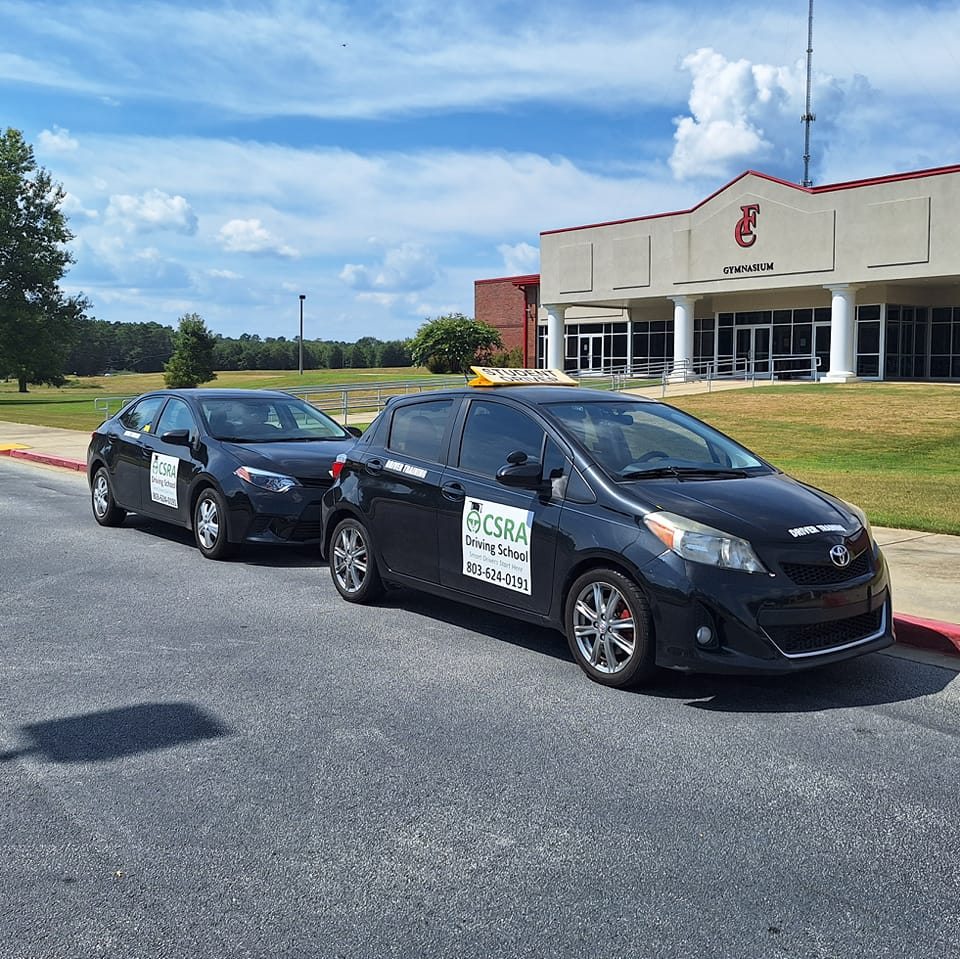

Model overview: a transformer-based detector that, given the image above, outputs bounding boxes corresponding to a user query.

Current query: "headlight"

[644,511,767,574]
[234,466,299,493]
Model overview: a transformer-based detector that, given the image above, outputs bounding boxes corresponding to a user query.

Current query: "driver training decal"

[150,453,179,508]
[462,498,533,594]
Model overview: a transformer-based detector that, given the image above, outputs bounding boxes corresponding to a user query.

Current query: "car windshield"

[200,396,349,443]
[545,400,772,480]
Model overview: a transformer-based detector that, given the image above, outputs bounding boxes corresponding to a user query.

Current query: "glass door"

[578,333,605,371]
[735,327,771,377]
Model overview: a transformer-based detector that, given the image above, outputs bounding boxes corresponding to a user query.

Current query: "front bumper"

[639,543,895,674]
[224,486,328,546]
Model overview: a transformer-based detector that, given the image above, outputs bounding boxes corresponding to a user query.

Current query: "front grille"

[765,607,884,656]
[297,476,333,489]
[781,549,872,586]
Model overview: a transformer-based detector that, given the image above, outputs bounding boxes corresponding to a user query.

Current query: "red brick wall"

[474,276,539,365]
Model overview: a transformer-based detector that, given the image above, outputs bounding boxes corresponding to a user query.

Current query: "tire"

[330,517,383,603]
[193,488,235,560]
[91,467,126,527]
[564,568,655,689]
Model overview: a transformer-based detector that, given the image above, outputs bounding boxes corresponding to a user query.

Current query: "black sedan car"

[320,372,894,688]
[88,388,359,559]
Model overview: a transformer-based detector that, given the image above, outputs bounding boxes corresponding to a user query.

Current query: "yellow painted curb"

[0,444,29,451]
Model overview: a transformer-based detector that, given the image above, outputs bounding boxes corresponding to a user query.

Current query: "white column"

[823,285,860,383]
[669,295,698,381]
[544,304,566,371]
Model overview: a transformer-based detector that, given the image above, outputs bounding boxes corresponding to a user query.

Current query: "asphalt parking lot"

[2,456,959,959]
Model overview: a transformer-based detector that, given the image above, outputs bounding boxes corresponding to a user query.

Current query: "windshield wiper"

[620,466,750,481]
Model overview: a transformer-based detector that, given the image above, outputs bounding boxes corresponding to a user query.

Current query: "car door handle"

[366,458,384,474]
[441,482,466,501]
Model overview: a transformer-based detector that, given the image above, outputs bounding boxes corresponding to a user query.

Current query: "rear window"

[387,400,455,462]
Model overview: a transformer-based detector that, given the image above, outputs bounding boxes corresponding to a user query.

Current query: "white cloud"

[106,188,198,235]
[497,242,539,276]
[340,242,439,292]
[37,125,78,153]
[217,218,298,258]
[670,48,795,180]
[61,192,98,220]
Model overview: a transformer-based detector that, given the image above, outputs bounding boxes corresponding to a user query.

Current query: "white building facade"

[537,165,960,382]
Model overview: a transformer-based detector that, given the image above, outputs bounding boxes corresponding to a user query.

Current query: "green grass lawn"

[2,374,958,535]
[0,368,460,431]
[667,383,960,536]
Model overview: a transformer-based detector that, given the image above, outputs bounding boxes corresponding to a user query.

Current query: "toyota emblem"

[829,544,851,568]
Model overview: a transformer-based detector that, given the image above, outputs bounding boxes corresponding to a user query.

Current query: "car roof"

[143,388,294,399]
[393,385,658,407]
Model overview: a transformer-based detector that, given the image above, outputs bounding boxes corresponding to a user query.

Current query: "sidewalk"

[2,418,958,658]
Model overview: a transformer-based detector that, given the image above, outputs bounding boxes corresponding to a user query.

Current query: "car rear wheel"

[564,568,655,688]
[194,488,235,560]
[330,517,383,603]
[91,467,126,527]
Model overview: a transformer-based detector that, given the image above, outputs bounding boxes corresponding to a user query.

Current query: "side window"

[155,398,197,438]
[119,396,165,433]
[458,401,545,479]
[387,399,455,462]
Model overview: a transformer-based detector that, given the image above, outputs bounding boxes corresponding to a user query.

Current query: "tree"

[163,313,218,388]
[408,313,503,374]
[0,128,88,391]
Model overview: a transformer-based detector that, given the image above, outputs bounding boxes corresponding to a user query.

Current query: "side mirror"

[346,425,363,438]
[160,429,192,447]
[496,459,546,490]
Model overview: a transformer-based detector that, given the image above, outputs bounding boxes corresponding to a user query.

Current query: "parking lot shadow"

[378,591,955,710]
[121,515,325,568]
[386,588,573,663]
[646,652,956,712]
[0,702,232,764]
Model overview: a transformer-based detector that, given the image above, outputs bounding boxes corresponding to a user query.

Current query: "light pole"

[298,293,306,375]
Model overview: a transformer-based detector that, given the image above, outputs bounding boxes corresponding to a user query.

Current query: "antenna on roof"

[801,0,816,187]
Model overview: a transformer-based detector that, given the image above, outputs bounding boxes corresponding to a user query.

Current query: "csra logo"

[734,203,760,248]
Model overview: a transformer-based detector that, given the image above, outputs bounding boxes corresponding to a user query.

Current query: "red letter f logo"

[735,204,760,248]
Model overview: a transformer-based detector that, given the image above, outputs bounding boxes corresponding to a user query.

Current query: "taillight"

[330,453,347,480]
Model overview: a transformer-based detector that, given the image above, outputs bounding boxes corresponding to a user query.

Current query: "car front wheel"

[564,568,655,688]
[193,488,235,560]
[330,517,383,603]
[91,467,126,527]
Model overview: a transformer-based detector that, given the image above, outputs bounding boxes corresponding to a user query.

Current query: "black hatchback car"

[88,388,358,559]
[320,374,894,688]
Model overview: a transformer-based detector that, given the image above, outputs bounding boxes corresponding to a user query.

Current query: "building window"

[885,305,930,379]
[631,320,674,373]
[930,306,960,379]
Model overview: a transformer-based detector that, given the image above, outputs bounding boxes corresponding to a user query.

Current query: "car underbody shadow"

[366,588,954,711]
[115,514,325,568]
[644,651,956,712]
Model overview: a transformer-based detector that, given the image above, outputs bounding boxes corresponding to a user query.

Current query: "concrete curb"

[3,445,959,660]
[893,613,960,656]
[1,448,87,473]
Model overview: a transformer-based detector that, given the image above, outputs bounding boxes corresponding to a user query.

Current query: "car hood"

[619,471,861,545]
[220,438,355,478]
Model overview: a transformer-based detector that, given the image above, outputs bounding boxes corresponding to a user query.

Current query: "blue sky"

[3,0,959,342]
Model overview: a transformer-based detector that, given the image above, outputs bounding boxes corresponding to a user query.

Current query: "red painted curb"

[7,449,86,473]
[894,613,960,656]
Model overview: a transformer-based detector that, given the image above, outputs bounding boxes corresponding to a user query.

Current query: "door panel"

[436,399,560,616]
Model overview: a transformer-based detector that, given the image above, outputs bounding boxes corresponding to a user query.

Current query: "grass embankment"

[668,383,960,536]
[1,376,957,535]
